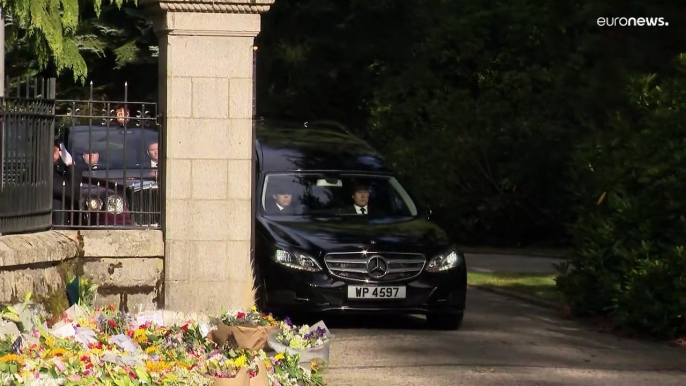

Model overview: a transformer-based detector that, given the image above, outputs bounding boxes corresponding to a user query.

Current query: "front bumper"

[261,259,467,316]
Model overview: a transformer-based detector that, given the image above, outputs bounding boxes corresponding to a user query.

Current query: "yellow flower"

[251,305,257,312]
[44,337,55,348]
[90,348,103,356]
[145,346,159,354]
[133,329,148,343]
[0,354,24,366]
[145,360,173,373]
[76,316,96,329]
[174,360,189,370]
[311,361,318,371]
[46,348,67,358]
[267,316,276,326]
[273,353,284,361]
[234,355,247,368]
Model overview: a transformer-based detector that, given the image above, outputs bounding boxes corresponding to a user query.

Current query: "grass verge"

[459,246,574,258]
[467,271,562,304]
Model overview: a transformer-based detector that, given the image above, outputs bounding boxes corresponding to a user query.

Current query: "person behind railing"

[147,141,158,168]
[79,149,100,170]
[53,138,78,225]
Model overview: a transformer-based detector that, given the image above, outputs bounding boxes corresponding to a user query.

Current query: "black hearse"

[253,120,467,329]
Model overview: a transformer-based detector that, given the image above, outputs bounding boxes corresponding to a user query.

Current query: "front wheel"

[426,312,464,330]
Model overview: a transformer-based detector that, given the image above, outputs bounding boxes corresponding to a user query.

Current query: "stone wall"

[0,230,164,310]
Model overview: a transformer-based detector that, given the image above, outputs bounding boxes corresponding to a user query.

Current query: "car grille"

[324,252,426,283]
[128,187,161,226]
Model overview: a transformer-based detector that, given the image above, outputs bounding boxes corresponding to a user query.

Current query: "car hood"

[259,216,452,256]
[78,169,158,189]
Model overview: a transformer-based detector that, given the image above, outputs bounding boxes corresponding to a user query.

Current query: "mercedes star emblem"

[366,255,389,279]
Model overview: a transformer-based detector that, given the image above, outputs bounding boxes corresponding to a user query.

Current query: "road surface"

[465,253,566,274]
[320,288,686,386]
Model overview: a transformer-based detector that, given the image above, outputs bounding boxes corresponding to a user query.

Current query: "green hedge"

[556,54,686,339]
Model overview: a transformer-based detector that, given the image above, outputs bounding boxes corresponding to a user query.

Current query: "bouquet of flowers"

[214,306,278,351]
[202,349,269,386]
[95,304,134,337]
[267,319,334,366]
[269,351,327,386]
[275,319,330,350]
[220,306,277,327]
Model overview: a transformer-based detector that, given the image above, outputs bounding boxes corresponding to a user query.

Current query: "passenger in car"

[342,181,371,215]
[80,149,100,170]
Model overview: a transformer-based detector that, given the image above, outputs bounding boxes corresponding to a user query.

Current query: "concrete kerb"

[467,284,560,310]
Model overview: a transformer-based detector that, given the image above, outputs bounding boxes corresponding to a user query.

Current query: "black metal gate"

[0,77,56,235]
[53,82,162,230]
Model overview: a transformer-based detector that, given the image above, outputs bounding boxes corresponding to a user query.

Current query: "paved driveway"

[320,288,686,386]
[465,253,567,274]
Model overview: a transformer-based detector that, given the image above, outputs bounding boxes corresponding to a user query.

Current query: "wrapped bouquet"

[267,319,334,365]
[215,306,278,351]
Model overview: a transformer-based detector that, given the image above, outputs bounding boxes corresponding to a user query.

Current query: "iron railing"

[53,82,162,229]
[0,77,56,235]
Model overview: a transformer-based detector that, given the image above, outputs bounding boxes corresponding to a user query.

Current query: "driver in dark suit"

[266,182,297,215]
[341,181,371,215]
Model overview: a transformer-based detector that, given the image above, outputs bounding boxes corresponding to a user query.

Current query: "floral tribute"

[0,295,328,386]
[217,306,279,352]
[220,306,278,328]
[275,318,330,350]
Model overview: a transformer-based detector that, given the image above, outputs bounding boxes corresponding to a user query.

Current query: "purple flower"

[284,316,293,327]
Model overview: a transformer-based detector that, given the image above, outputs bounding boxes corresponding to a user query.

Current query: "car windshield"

[66,127,159,169]
[261,173,418,217]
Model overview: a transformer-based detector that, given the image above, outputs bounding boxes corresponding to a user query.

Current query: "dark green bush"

[557,54,686,339]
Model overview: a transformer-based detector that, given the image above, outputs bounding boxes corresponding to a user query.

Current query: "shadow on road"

[287,312,428,330]
[320,289,686,386]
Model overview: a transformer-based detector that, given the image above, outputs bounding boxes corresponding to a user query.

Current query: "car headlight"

[426,249,463,272]
[106,195,125,214]
[274,249,323,272]
[84,197,103,211]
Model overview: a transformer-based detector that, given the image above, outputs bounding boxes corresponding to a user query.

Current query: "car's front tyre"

[426,311,464,330]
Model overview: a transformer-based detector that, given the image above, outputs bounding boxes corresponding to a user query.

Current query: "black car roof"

[255,120,393,173]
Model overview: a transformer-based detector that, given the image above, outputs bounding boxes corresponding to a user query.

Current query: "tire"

[426,312,464,330]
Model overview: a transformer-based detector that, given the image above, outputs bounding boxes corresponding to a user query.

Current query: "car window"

[261,173,418,217]
[66,127,159,169]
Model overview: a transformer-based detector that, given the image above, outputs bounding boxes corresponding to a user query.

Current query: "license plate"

[347,286,406,299]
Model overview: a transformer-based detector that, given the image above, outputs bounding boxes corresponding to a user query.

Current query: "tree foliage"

[1,0,137,83]
[556,55,686,338]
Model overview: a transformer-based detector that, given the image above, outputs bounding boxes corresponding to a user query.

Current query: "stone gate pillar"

[141,0,274,313]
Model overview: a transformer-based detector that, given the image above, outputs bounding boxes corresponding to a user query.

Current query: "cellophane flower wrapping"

[267,319,334,366]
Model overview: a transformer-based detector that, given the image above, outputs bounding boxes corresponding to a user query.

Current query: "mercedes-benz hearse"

[253,120,467,329]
